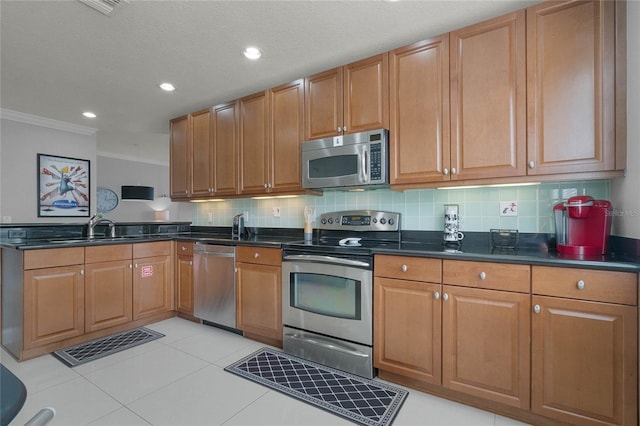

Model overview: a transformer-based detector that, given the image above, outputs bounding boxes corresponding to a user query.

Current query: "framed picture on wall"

[37,153,90,217]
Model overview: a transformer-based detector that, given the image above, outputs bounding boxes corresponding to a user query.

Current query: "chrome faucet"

[87,214,116,238]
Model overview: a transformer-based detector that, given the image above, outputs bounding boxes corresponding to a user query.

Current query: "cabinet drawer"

[532,266,637,305]
[237,246,281,266]
[85,244,132,263]
[374,255,442,283]
[23,247,84,270]
[176,241,194,256]
[133,241,171,258]
[443,260,530,293]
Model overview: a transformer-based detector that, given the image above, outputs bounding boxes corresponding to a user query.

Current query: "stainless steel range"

[281,210,401,379]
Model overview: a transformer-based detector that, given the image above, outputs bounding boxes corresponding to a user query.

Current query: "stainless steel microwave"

[301,129,389,190]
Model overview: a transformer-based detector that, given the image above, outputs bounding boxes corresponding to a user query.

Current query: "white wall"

[0,113,97,223]
[96,155,190,222]
[610,0,640,239]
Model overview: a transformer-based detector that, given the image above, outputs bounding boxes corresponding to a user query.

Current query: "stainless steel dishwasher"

[193,243,237,330]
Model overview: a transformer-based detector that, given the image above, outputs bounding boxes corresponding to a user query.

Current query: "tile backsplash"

[192,180,610,234]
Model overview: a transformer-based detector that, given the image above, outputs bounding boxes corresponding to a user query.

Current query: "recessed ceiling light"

[82,111,97,118]
[159,82,176,92]
[242,47,262,60]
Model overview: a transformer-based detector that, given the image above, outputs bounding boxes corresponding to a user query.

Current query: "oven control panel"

[318,210,400,231]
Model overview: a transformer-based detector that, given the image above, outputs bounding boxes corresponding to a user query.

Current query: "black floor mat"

[53,327,164,367]
[225,347,408,426]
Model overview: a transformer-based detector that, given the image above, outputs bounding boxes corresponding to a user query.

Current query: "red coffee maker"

[553,195,612,256]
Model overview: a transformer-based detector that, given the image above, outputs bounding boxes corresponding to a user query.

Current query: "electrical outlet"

[243,211,249,223]
[272,207,281,217]
[500,201,518,216]
[207,212,213,223]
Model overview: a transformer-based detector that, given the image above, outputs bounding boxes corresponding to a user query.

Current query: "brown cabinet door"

[527,0,615,175]
[305,67,343,140]
[374,277,442,385]
[176,255,193,315]
[212,101,239,196]
[190,108,213,197]
[84,260,133,333]
[532,295,637,426]
[344,53,389,134]
[239,91,269,195]
[236,262,282,341]
[450,10,526,180]
[442,285,530,409]
[132,255,172,320]
[170,115,190,199]
[269,79,305,193]
[23,266,85,349]
[390,35,450,185]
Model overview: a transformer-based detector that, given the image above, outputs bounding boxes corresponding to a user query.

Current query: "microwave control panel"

[370,143,382,181]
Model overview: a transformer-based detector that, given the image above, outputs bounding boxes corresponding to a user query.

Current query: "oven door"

[282,256,372,346]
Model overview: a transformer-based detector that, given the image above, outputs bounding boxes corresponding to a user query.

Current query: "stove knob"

[320,218,327,224]
[372,218,378,223]
[388,218,394,226]
[380,218,386,225]
[335,217,340,224]
[327,218,333,224]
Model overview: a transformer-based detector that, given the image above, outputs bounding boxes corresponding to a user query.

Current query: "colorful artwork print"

[38,154,90,217]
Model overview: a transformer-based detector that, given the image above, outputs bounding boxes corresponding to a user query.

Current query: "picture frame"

[37,153,90,217]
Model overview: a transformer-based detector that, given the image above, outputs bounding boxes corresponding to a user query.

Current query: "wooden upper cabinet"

[450,10,526,181]
[169,115,190,199]
[390,35,450,185]
[344,53,389,135]
[526,0,616,175]
[212,101,239,196]
[305,53,388,140]
[190,108,214,197]
[239,91,269,195]
[269,79,305,193]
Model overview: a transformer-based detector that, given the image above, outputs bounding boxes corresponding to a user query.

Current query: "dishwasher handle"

[194,244,235,257]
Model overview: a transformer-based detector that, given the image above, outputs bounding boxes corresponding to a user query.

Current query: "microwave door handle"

[360,146,368,183]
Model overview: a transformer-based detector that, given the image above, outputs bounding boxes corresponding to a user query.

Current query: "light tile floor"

[2,318,531,426]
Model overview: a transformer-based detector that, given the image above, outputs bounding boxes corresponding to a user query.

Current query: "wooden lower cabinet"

[84,260,133,332]
[23,265,85,349]
[532,295,637,426]
[176,242,194,315]
[442,285,530,409]
[374,277,441,384]
[132,255,172,320]
[236,246,282,343]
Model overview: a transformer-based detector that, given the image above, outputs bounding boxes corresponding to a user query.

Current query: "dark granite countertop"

[2,226,639,272]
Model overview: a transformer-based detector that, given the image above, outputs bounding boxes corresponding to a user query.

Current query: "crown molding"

[0,109,97,136]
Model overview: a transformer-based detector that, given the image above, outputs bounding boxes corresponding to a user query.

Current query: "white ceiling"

[1,0,541,159]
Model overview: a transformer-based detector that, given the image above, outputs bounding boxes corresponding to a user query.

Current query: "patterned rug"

[53,327,164,367]
[225,347,408,426]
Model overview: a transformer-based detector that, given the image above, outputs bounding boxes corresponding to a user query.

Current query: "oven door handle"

[284,332,370,358]
[283,254,370,268]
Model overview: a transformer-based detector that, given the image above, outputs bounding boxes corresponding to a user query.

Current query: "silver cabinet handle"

[80,269,84,275]
[577,280,585,290]
[254,252,260,258]
[451,167,457,175]
[264,183,268,189]
[401,264,408,272]
[343,126,347,133]
[534,304,541,314]
[479,271,486,280]
[529,160,535,169]
[434,291,440,300]
[443,168,449,175]
[135,263,138,268]
[181,246,187,251]
[189,261,193,266]
[337,126,342,133]
[129,264,133,269]
[443,293,449,301]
